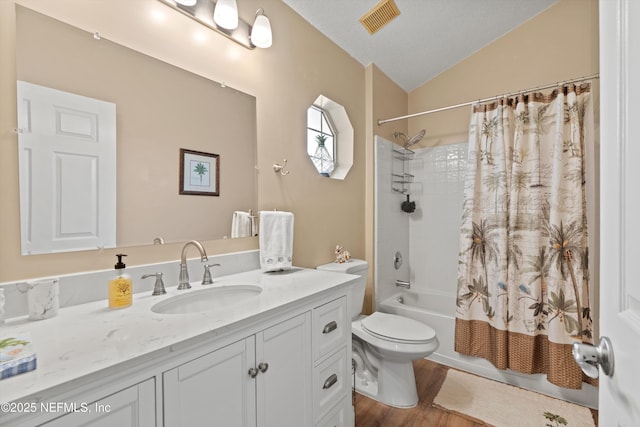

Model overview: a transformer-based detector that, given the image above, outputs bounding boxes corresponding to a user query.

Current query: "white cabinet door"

[163,338,256,427]
[16,80,116,255]
[599,0,640,424]
[42,379,155,427]
[163,312,316,427]
[256,312,312,427]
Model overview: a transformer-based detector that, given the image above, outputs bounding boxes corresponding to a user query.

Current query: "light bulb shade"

[251,13,272,48]
[175,0,197,6]
[214,0,238,30]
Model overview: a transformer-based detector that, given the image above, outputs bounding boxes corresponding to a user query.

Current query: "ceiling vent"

[359,0,401,35]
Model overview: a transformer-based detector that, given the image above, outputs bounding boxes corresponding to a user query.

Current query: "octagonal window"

[306,95,353,179]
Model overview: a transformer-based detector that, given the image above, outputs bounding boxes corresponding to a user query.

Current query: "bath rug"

[433,369,595,426]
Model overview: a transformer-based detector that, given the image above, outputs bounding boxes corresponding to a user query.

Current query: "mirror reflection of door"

[17,80,116,255]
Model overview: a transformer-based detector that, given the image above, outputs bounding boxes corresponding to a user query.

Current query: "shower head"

[393,131,407,143]
[405,129,425,147]
[393,129,426,148]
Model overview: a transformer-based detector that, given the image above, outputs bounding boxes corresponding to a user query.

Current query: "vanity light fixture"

[250,8,272,48]
[157,0,272,49]
[213,0,238,30]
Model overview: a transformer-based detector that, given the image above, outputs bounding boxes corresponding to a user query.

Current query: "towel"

[231,211,252,238]
[259,211,294,272]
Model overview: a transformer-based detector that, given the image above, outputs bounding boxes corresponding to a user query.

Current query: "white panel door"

[598,0,640,424]
[16,80,116,254]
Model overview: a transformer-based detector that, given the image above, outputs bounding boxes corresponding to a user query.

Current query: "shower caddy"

[391,145,414,194]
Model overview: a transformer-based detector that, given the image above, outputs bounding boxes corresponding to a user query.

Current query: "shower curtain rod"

[377,73,600,126]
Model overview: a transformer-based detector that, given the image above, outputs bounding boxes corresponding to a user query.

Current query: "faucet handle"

[202,264,221,285]
[142,272,167,296]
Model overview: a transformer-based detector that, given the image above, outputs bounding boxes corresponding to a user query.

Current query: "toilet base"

[353,359,419,408]
[353,372,378,401]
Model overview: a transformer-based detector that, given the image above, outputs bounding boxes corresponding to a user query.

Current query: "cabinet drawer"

[314,347,348,423]
[313,296,347,361]
[316,400,350,427]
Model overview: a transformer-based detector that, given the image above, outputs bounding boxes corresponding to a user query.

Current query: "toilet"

[317,259,438,408]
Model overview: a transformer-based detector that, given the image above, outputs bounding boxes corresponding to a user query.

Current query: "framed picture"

[179,149,220,196]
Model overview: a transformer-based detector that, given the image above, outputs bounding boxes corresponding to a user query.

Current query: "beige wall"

[0,0,366,282]
[0,0,600,300]
[406,0,599,147]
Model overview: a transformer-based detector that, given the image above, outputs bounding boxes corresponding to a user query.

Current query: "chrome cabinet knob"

[248,367,259,378]
[249,363,269,378]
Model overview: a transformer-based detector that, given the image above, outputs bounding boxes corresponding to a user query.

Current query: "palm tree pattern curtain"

[455,84,595,389]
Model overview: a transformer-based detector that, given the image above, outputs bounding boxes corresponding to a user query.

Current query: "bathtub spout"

[395,279,411,289]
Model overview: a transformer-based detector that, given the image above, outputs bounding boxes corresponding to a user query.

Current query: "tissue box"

[0,334,37,379]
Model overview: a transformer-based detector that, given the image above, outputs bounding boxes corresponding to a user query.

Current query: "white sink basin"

[151,284,262,315]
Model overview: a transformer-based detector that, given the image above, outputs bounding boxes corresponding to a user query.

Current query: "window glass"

[307,105,336,176]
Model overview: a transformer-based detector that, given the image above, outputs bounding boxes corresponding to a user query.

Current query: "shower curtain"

[455,83,595,389]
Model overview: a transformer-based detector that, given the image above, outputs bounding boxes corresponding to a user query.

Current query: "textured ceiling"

[282,0,558,92]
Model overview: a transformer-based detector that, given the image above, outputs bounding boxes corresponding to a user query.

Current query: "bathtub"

[378,289,598,409]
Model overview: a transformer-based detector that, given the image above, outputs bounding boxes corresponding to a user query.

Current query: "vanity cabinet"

[163,313,312,427]
[1,269,355,427]
[163,295,351,427]
[41,379,156,427]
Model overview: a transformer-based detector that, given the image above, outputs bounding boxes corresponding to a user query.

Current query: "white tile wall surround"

[374,136,410,306]
[409,142,467,296]
[375,137,467,305]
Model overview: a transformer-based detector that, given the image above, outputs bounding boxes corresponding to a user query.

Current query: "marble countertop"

[0,267,356,404]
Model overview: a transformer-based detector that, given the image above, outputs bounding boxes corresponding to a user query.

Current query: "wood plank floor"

[354,359,598,427]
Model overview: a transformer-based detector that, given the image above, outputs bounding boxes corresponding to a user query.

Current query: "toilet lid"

[361,312,436,343]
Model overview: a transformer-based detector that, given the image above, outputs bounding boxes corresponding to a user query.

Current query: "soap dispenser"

[108,254,132,309]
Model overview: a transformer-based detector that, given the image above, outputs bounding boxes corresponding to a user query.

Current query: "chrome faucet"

[202,263,220,285]
[178,240,209,290]
[395,279,411,289]
[141,272,167,296]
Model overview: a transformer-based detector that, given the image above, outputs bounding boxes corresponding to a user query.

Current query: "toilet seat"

[361,312,436,344]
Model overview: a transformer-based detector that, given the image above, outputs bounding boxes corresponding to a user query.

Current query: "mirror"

[306,95,353,180]
[15,5,257,254]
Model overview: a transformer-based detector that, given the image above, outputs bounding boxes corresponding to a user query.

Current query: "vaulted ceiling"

[282,0,558,92]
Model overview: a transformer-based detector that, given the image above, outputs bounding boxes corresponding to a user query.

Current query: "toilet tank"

[317,259,368,320]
